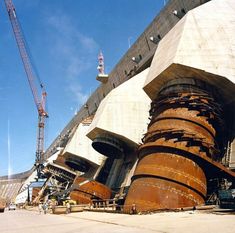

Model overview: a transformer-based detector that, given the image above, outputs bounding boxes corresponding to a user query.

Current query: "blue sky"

[0,0,164,176]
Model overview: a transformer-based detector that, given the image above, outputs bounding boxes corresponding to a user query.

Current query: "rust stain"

[70,176,111,204]
[124,80,229,213]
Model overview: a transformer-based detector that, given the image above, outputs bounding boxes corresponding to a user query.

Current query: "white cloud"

[67,83,88,106]
[45,11,99,106]
[78,34,98,53]
[67,57,90,80]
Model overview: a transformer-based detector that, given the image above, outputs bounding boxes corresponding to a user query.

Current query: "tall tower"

[96,51,108,83]
[97,51,105,75]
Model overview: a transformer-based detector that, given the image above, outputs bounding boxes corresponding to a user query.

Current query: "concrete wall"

[44,0,209,161]
[144,0,235,102]
[143,0,235,166]
[62,118,106,169]
[87,68,151,149]
[0,170,33,202]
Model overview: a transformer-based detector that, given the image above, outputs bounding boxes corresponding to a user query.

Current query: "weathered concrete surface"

[0,170,33,204]
[87,68,151,148]
[1,209,235,233]
[144,0,235,102]
[43,0,210,166]
[63,117,105,168]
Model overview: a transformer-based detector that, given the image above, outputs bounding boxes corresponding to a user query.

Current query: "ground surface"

[1,209,235,233]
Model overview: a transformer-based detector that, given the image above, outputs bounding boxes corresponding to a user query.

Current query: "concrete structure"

[44,0,210,161]
[2,0,235,214]
[88,68,151,156]
[15,171,37,204]
[144,0,235,101]
[1,210,235,233]
[86,68,151,199]
[124,0,235,213]
[0,170,33,203]
[63,116,106,173]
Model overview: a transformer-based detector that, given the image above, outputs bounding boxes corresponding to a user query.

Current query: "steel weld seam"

[131,174,206,199]
[134,165,206,189]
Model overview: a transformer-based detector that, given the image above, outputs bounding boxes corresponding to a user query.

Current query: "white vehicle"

[8,203,16,211]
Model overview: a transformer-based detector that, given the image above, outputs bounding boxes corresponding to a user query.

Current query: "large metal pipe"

[124,78,225,213]
[92,134,125,159]
[70,176,111,204]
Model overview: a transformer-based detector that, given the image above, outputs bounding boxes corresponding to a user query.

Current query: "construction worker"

[42,202,48,214]
[66,201,71,214]
[38,202,42,214]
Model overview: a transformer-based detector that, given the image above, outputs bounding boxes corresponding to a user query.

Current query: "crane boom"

[4,0,48,178]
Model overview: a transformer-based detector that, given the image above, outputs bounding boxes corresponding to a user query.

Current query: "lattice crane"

[4,0,48,178]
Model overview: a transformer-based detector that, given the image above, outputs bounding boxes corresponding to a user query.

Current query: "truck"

[0,198,6,213]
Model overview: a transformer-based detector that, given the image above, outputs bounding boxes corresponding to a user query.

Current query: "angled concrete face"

[87,68,151,157]
[15,171,37,204]
[124,0,235,213]
[144,0,235,103]
[44,149,76,175]
[62,118,106,172]
[46,149,61,164]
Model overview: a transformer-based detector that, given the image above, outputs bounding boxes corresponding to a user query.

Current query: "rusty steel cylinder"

[70,177,111,204]
[124,78,224,213]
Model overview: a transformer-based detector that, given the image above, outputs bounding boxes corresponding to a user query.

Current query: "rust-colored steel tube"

[70,177,111,204]
[124,79,224,213]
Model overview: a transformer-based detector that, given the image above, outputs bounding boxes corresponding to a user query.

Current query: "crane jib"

[4,0,48,179]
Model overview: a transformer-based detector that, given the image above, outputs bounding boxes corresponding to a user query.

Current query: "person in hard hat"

[51,199,57,214]
[38,202,43,214]
[66,201,71,214]
[42,202,48,214]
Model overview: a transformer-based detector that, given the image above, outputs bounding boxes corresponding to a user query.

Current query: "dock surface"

[1,209,235,233]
